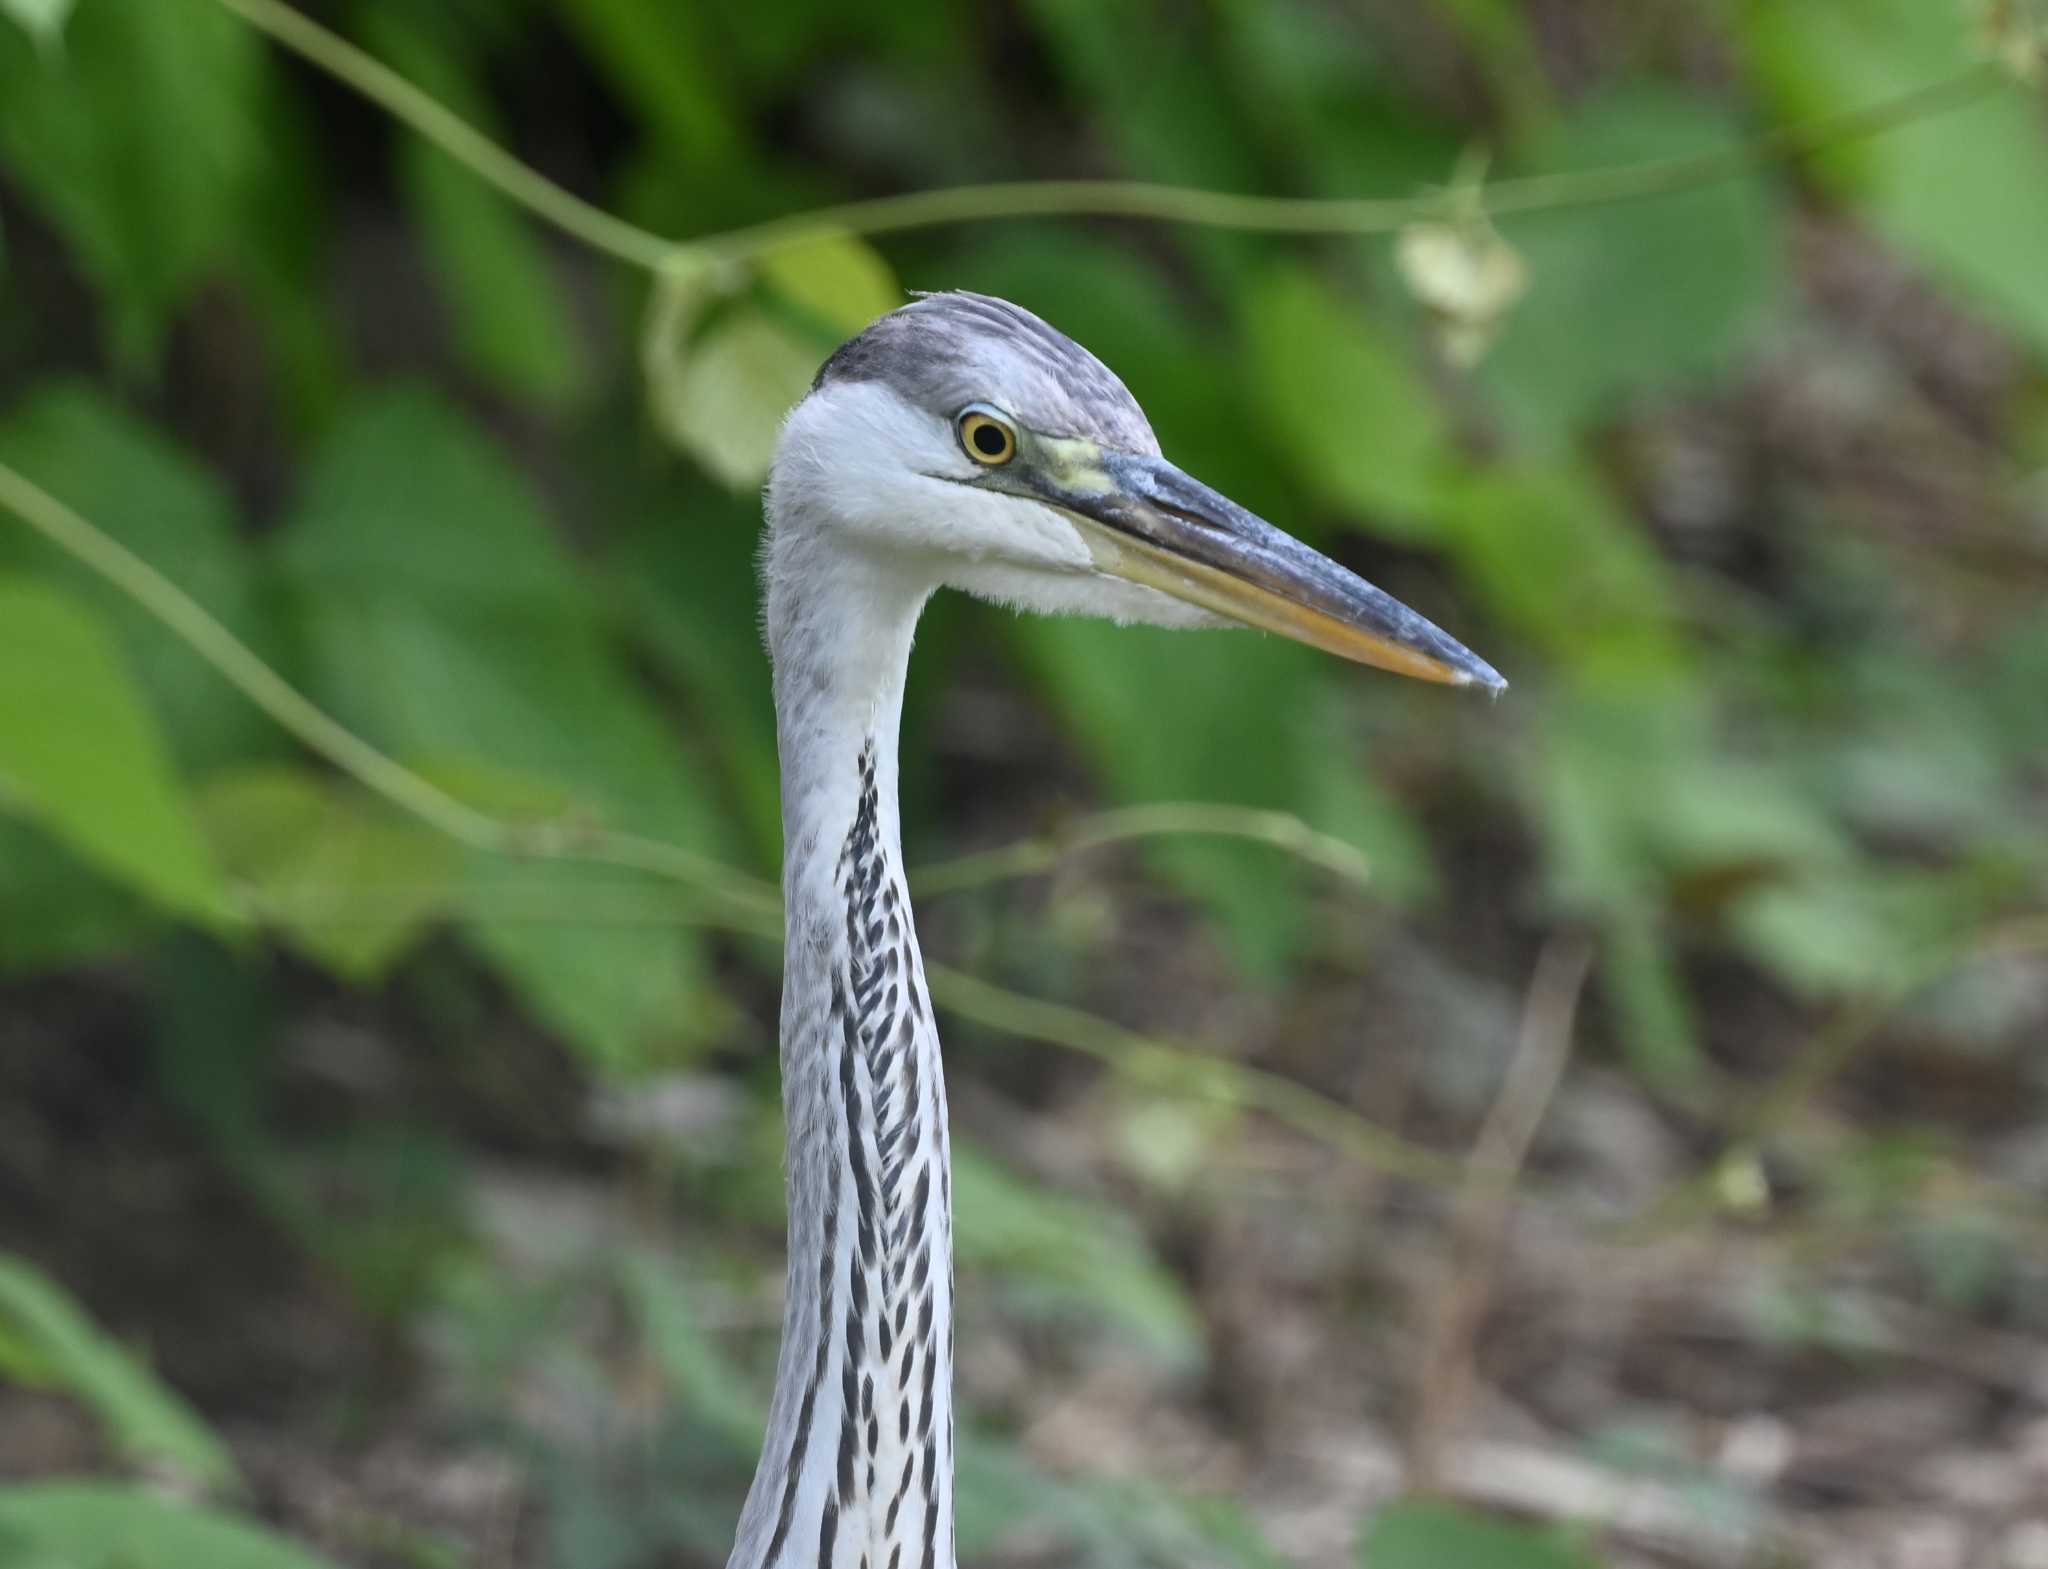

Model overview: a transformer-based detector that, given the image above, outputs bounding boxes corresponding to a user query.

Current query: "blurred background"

[3,1,2047,1566]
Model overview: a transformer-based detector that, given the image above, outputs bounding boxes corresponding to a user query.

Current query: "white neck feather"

[728,518,956,1569]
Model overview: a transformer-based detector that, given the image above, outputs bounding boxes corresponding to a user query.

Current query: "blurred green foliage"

[2,0,2045,1565]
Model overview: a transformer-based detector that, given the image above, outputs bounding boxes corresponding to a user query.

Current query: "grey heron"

[732,291,1502,1569]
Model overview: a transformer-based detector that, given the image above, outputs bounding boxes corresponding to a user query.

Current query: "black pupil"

[970,421,1007,457]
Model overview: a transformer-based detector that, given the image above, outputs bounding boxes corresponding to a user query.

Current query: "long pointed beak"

[1028,440,1505,692]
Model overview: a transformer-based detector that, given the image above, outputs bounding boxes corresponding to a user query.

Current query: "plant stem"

[213,0,2000,271]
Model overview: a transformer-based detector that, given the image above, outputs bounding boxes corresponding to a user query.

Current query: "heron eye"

[958,411,1017,465]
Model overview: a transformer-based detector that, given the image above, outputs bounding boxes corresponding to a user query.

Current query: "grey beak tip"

[1452,660,1509,698]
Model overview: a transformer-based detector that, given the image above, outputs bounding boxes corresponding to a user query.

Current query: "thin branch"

[213,0,1999,270]
[0,459,1480,1195]
[910,802,1374,899]
[699,64,1997,260]
[925,964,1473,1192]
[1406,935,1592,1492]
[211,794,1378,922]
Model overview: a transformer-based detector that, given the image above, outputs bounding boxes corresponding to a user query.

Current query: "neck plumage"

[731,534,955,1569]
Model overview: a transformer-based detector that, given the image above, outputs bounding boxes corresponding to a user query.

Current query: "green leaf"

[1726,866,1969,1000]
[1242,263,1453,537]
[275,388,582,612]
[1599,909,1701,1088]
[1440,461,1681,666]
[460,854,726,1074]
[0,1256,237,1491]
[551,0,743,161]
[0,577,231,927]
[605,471,781,868]
[0,818,152,972]
[0,0,266,362]
[1482,85,1784,446]
[369,13,588,409]
[195,765,461,982]
[953,1145,1200,1360]
[617,1249,763,1449]
[1361,1499,1598,1569]
[0,1484,340,1569]
[0,385,275,772]
[1022,0,1268,289]
[275,392,717,837]
[273,391,728,1067]
[1743,0,2048,355]
[2,0,72,53]
[662,307,824,489]
[759,230,901,335]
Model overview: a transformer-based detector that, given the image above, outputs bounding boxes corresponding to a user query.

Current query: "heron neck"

[733,539,955,1569]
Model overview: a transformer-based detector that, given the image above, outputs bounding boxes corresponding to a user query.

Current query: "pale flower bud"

[1395,219,1530,367]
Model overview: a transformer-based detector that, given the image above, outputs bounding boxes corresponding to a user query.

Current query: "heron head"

[768,291,1503,692]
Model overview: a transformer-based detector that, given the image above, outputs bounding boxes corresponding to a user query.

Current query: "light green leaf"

[0,577,231,927]
[2,0,72,53]
[195,765,460,981]
[662,307,823,489]
[1362,1499,1597,1569]
[759,229,900,335]
[1727,864,1982,1001]
[1743,0,2048,355]
[953,1144,1200,1361]
[0,0,265,362]
[1243,263,1453,537]
[0,1255,237,1491]
[1482,85,1785,446]
[0,1484,339,1569]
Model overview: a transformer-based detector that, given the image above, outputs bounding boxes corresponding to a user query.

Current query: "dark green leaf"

[1362,1499,1598,1569]
[0,386,276,772]
[274,391,728,1066]
[0,0,266,362]
[370,13,589,409]
[0,818,152,972]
